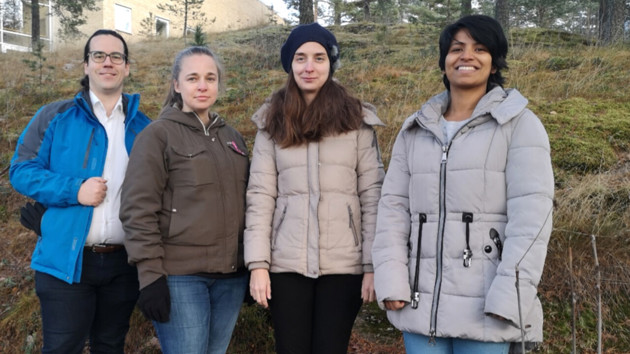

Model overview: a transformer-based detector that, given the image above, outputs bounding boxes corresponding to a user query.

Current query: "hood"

[250,100,385,130]
[403,86,529,132]
[159,106,225,130]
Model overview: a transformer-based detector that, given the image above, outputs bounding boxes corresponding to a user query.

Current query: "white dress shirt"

[85,91,128,246]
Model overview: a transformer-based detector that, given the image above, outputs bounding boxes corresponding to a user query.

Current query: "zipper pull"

[489,228,503,261]
[463,249,473,267]
[411,292,420,309]
[441,145,447,163]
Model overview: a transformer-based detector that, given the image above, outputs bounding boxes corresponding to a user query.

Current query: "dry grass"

[0,23,629,352]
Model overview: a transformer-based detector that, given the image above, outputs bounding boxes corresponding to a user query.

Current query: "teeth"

[458,66,475,71]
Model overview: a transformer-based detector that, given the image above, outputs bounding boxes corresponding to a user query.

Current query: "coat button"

[484,245,492,254]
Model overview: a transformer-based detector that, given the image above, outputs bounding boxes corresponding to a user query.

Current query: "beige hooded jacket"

[244,102,385,278]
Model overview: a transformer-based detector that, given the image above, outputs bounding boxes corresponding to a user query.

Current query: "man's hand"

[78,177,107,206]
[249,269,272,308]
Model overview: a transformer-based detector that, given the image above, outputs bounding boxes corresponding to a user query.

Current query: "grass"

[0,23,629,352]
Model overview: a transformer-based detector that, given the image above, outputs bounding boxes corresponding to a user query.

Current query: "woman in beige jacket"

[244,23,385,354]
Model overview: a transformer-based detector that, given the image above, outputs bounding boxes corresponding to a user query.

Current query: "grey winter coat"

[372,87,554,342]
[244,103,385,278]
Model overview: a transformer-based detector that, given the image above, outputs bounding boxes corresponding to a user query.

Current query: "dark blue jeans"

[35,249,139,354]
[153,274,248,354]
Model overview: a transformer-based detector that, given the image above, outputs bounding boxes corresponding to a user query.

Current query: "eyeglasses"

[87,51,126,64]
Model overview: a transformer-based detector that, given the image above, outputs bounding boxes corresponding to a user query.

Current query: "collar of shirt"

[89,90,124,124]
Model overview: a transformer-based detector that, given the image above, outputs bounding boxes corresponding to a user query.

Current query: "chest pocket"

[168,145,216,186]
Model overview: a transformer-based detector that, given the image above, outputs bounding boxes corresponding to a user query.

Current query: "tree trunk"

[31,0,41,50]
[332,0,342,25]
[362,0,370,21]
[495,0,509,33]
[598,0,625,44]
[461,0,472,17]
[299,0,314,24]
[183,0,189,37]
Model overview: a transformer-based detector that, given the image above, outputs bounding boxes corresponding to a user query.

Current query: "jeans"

[269,273,363,354]
[153,273,248,354]
[403,332,510,354]
[35,249,139,354]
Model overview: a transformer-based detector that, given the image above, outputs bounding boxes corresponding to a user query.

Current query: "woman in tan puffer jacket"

[244,23,385,354]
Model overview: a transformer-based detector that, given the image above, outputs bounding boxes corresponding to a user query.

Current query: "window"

[155,16,169,38]
[2,0,23,31]
[114,4,131,33]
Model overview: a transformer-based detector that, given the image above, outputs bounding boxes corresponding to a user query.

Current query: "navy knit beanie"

[280,23,340,74]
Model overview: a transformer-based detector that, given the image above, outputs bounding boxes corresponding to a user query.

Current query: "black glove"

[20,202,46,236]
[137,276,171,323]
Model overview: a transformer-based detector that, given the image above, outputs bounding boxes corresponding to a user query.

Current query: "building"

[0,0,283,52]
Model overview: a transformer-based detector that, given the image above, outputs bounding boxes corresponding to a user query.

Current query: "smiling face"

[174,54,219,117]
[83,34,129,98]
[292,41,330,105]
[444,29,496,92]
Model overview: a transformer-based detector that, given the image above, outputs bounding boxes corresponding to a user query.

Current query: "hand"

[361,272,376,303]
[384,300,406,311]
[249,268,271,308]
[77,177,107,206]
[137,276,171,323]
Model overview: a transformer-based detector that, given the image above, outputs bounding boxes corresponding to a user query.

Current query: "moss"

[537,98,630,173]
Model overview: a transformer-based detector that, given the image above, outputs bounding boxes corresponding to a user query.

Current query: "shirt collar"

[89,90,124,115]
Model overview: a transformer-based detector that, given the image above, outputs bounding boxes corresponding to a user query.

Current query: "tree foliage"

[282,0,627,45]
[52,0,99,39]
[157,0,207,37]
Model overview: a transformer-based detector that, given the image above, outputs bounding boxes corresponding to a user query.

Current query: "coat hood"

[402,86,529,132]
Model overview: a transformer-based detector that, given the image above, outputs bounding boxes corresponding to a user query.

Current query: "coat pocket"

[271,204,288,249]
[169,145,216,186]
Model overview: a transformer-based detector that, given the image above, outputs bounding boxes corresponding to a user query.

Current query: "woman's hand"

[250,268,272,308]
[361,272,376,303]
[384,300,407,311]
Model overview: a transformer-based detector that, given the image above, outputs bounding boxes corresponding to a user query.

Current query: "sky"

[259,0,293,21]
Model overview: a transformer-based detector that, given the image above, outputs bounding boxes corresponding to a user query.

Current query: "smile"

[457,66,476,71]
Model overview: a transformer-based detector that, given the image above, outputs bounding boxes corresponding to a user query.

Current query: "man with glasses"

[10,29,151,353]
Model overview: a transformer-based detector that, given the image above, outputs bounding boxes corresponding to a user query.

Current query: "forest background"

[0,0,629,353]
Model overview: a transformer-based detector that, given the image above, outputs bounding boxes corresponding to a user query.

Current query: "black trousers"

[269,272,363,354]
[35,249,139,354]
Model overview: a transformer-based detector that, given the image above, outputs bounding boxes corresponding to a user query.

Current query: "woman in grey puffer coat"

[372,15,554,354]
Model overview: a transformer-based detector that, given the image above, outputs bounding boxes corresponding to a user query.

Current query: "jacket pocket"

[483,227,504,267]
[169,145,216,186]
[271,205,288,249]
[347,205,359,246]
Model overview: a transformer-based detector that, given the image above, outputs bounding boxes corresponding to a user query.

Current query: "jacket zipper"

[348,205,359,246]
[272,205,288,248]
[429,144,448,343]
[411,213,427,309]
[82,128,95,169]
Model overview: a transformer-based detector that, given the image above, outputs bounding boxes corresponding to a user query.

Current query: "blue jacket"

[10,91,151,284]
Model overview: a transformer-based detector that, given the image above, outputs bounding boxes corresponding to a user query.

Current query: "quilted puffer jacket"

[245,103,385,278]
[373,87,554,342]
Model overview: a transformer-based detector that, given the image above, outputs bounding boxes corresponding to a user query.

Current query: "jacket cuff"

[247,261,269,271]
[485,274,537,327]
[363,264,374,273]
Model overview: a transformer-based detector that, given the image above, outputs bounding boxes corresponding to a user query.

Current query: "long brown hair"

[264,74,363,148]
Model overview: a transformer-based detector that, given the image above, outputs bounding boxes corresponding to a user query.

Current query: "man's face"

[83,35,129,97]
